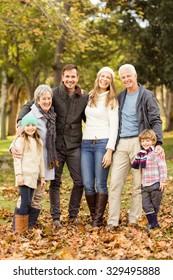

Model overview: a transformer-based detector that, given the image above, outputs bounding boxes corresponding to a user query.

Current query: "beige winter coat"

[13,136,45,189]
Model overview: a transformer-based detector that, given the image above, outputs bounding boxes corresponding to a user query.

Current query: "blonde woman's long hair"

[88,74,118,109]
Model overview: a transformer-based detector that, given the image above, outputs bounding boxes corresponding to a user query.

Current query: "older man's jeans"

[81,139,109,195]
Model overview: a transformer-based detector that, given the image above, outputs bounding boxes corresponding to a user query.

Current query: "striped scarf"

[36,103,59,169]
[131,146,155,169]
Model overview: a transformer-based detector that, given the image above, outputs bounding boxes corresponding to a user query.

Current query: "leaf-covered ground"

[0,156,173,260]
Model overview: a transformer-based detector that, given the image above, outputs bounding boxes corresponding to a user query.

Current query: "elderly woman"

[11,84,58,230]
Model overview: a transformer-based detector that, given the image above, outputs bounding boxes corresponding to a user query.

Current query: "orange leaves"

[0,207,173,260]
[0,157,173,260]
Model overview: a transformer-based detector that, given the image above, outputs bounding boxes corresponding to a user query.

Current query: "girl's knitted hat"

[22,115,38,128]
[97,66,114,78]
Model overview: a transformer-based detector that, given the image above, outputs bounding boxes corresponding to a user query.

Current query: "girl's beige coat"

[13,136,45,189]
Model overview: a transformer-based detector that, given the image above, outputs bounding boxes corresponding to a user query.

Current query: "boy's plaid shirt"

[142,150,167,186]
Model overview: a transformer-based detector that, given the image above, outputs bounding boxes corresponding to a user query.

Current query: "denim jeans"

[19,185,34,215]
[81,139,110,195]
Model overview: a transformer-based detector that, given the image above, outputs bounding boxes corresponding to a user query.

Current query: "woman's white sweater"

[82,91,119,150]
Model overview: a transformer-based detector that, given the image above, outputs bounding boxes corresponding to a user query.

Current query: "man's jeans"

[81,139,109,195]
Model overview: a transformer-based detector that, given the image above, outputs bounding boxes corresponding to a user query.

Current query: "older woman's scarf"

[36,104,58,169]
[131,146,155,169]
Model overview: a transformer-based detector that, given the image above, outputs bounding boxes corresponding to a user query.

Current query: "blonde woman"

[81,67,119,227]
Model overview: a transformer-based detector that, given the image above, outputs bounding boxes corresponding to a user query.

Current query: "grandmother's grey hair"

[34,84,53,102]
[118,64,137,77]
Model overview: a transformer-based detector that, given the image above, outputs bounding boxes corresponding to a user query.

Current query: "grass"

[1,132,173,156]
[0,136,14,156]
[162,131,173,157]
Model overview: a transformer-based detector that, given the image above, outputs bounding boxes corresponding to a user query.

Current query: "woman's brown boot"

[85,194,96,220]
[92,193,108,227]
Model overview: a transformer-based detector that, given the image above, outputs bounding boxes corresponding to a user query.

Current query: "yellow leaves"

[8,45,17,59]
[102,8,111,14]
[58,248,77,260]
[18,41,33,52]
[32,28,43,36]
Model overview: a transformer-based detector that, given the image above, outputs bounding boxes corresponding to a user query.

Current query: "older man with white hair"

[107,64,164,230]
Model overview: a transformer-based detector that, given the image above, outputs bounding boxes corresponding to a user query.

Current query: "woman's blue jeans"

[19,185,34,215]
[81,139,110,195]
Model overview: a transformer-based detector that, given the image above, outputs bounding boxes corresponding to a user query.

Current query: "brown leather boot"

[92,193,108,227]
[85,194,96,220]
[15,214,29,234]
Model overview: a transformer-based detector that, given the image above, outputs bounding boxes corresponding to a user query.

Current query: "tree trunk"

[53,2,71,86]
[160,85,173,131]
[7,84,20,136]
[53,38,65,86]
[0,71,8,140]
[7,84,29,135]
[165,94,173,131]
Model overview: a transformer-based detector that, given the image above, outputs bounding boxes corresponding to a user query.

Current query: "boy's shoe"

[144,224,160,233]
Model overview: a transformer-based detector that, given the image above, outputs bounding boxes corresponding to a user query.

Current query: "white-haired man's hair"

[118,64,137,77]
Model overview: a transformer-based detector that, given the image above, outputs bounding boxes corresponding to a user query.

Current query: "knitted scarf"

[36,104,59,169]
[131,146,155,169]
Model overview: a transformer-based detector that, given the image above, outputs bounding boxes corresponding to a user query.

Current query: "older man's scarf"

[131,146,155,169]
[36,104,59,169]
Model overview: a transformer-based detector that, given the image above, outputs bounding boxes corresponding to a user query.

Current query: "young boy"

[131,129,167,230]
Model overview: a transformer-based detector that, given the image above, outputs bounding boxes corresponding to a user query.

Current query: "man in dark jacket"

[14,64,88,230]
[49,65,88,229]
[107,64,164,230]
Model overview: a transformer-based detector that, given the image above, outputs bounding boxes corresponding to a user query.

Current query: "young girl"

[131,129,167,230]
[13,115,46,234]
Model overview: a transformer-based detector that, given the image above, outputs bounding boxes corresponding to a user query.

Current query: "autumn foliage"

[0,156,172,260]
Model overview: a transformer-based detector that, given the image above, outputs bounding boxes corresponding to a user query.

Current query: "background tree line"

[0,0,173,139]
